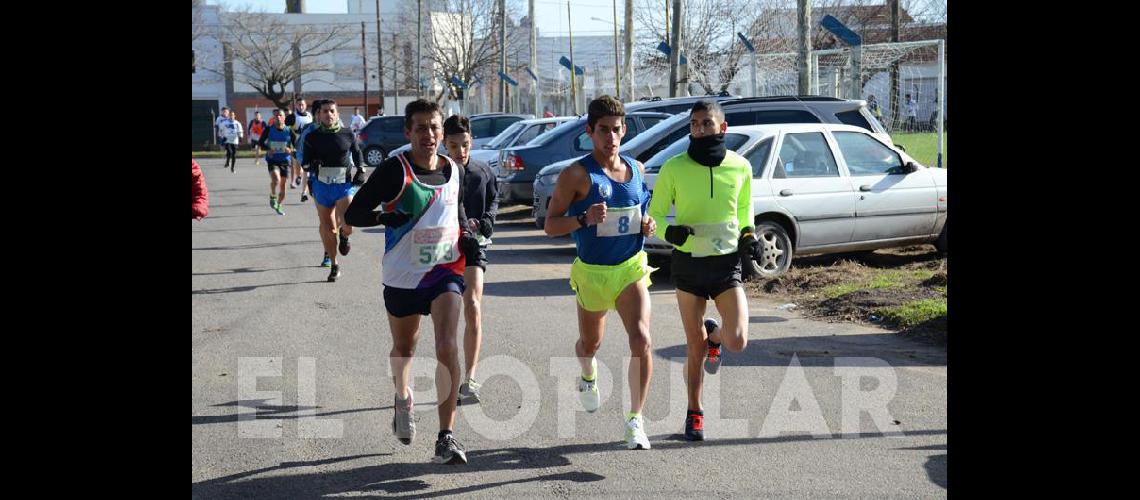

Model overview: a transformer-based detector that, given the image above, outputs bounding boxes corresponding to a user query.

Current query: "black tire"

[364,146,387,167]
[934,221,947,254]
[741,221,794,280]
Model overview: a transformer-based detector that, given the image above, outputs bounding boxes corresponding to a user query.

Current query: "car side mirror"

[904,161,919,174]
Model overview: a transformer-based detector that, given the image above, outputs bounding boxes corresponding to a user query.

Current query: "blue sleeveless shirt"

[569,154,651,265]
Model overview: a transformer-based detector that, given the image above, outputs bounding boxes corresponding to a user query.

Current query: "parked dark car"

[357,115,408,166]
[495,111,671,205]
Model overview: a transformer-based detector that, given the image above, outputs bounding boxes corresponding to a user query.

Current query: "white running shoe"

[577,358,600,413]
[626,414,651,450]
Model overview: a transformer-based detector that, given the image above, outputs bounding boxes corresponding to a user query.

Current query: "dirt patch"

[745,245,947,344]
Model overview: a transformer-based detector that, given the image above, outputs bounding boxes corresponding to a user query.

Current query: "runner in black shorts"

[345,98,481,465]
[647,99,760,442]
[441,114,499,406]
[257,108,296,215]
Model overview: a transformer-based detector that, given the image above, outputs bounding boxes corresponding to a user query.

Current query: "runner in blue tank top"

[543,95,659,451]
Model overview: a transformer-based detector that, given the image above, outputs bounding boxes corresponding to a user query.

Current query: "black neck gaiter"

[687,133,727,167]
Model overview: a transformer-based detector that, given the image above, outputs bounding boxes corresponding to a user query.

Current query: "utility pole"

[668,0,681,97]
[612,0,620,98]
[393,32,400,112]
[417,0,423,98]
[500,0,508,112]
[530,0,538,115]
[624,0,634,101]
[568,1,578,114]
[361,22,369,113]
[376,0,383,115]
[798,0,811,95]
[889,0,901,130]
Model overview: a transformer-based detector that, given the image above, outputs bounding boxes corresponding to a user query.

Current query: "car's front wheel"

[742,221,794,279]
[364,146,387,166]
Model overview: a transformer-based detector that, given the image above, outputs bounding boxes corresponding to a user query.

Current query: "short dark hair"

[404,99,442,130]
[221,106,230,111]
[310,99,330,114]
[443,114,470,136]
[587,95,625,129]
[690,99,724,121]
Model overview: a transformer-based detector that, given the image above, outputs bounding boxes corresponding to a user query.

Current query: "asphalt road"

[192,157,947,498]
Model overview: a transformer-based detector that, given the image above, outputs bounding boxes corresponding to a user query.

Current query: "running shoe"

[577,358,600,413]
[457,378,481,405]
[684,410,705,441]
[432,433,468,464]
[625,414,651,450]
[392,388,415,445]
[704,318,723,375]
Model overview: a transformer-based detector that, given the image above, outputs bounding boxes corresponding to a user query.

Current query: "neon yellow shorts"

[569,251,656,312]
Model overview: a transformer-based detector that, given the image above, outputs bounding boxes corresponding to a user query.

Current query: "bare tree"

[192,0,207,43]
[210,8,356,109]
[420,0,526,104]
[634,0,766,94]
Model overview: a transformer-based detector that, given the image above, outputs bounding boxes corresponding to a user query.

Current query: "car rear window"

[470,118,493,139]
[835,110,874,132]
[493,116,524,134]
[752,110,821,125]
[382,118,403,133]
[636,125,690,163]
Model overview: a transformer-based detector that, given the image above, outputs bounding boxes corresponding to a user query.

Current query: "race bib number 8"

[411,227,458,266]
[596,205,641,238]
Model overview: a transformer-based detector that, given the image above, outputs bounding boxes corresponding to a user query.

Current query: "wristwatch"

[576,213,588,228]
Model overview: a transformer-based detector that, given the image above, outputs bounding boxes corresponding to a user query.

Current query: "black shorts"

[466,246,489,271]
[383,275,466,317]
[266,161,289,175]
[670,250,742,300]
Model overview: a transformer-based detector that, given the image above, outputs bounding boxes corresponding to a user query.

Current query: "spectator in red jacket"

[192,159,209,220]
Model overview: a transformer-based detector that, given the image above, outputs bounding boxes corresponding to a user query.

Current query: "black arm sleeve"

[301,133,314,169]
[344,159,406,227]
[481,169,499,238]
[350,135,364,171]
[256,131,269,150]
[455,164,472,233]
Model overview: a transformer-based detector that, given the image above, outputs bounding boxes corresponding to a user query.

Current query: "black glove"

[376,211,411,228]
[352,167,367,186]
[664,225,694,246]
[478,217,494,238]
[459,232,481,259]
[739,226,761,259]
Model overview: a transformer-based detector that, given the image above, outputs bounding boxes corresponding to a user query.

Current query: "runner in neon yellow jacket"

[646,99,758,442]
[648,144,753,257]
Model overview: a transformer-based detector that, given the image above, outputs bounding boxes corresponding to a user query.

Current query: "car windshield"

[527,117,584,146]
[644,132,753,172]
[483,121,528,149]
[622,112,689,151]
